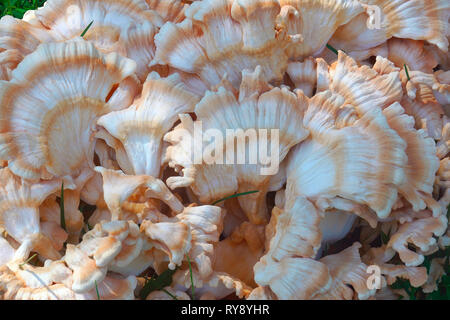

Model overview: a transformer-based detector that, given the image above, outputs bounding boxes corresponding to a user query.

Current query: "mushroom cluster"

[0,0,449,300]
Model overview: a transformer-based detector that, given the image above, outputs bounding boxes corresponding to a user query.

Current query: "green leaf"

[440,275,450,286]
[212,190,259,205]
[0,0,46,18]
[391,278,412,291]
[139,267,178,300]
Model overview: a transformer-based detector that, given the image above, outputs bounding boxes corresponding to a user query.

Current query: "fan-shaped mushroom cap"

[252,193,328,299]
[362,244,428,288]
[382,103,440,214]
[264,195,322,260]
[98,72,200,176]
[0,51,22,81]
[386,38,438,73]
[64,244,107,293]
[14,260,73,289]
[146,0,188,23]
[0,16,53,80]
[165,67,309,224]
[288,57,331,95]
[153,0,292,90]
[0,40,137,180]
[78,228,123,268]
[330,0,450,53]
[400,69,448,105]
[328,53,403,114]
[177,205,224,277]
[278,0,363,59]
[74,219,152,277]
[426,39,450,70]
[287,89,407,219]
[141,220,190,270]
[35,0,161,38]
[0,262,76,300]
[141,204,223,274]
[0,168,62,260]
[386,208,447,266]
[95,128,134,174]
[254,255,331,299]
[109,223,144,271]
[434,70,450,108]
[95,167,183,220]
[314,243,374,300]
[400,97,444,141]
[31,0,162,81]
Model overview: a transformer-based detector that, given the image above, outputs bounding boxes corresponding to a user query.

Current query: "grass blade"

[95,280,100,300]
[80,21,94,37]
[162,289,178,300]
[186,254,195,300]
[19,253,37,269]
[212,190,259,205]
[326,44,338,55]
[60,183,66,232]
[404,64,411,81]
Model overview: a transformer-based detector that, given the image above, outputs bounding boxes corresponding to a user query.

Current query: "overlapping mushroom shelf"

[0,0,449,300]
